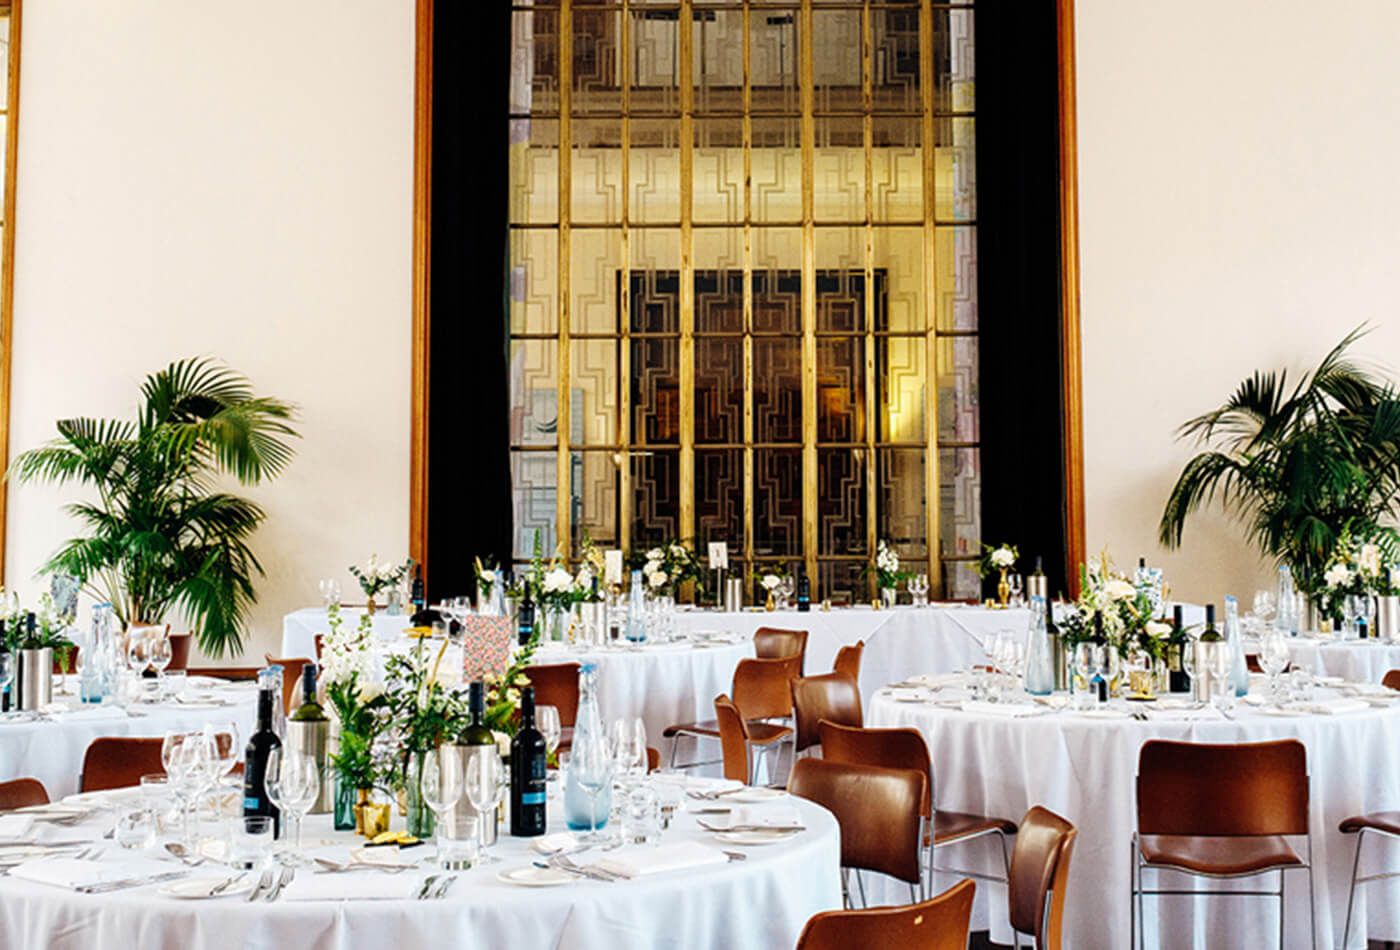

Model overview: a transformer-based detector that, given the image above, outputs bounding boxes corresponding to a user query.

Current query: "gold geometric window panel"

[509,0,978,600]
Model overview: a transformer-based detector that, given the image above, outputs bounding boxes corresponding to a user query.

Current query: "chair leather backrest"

[525,662,582,728]
[714,694,752,783]
[81,737,165,792]
[167,633,192,672]
[1384,668,1400,691]
[0,777,49,810]
[732,655,802,721]
[796,878,976,950]
[789,757,926,884]
[818,720,933,818]
[1008,806,1078,949]
[1136,739,1308,836]
[264,655,311,715]
[833,640,864,682]
[791,673,863,752]
[753,627,808,673]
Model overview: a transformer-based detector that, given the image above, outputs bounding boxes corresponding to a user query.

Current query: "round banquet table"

[0,679,259,800]
[0,788,841,950]
[1246,634,1400,684]
[868,687,1400,950]
[530,637,754,749]
[282,606,410,659]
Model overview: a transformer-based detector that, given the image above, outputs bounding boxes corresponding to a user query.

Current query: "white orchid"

[1105,579,1137,601]
[1325,563,1354,589]
[1359,543,1383,578]
[542,567,573,594]
[761,574,781,591]
[1145,620,1172,639]
[649,571,668,589]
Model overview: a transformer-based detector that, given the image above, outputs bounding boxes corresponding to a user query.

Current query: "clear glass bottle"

[1022,595,1055,695]
[1223,595,1249,697]
[1275,565,1299,637]
[625,570,647,643]
[564,663,611,831]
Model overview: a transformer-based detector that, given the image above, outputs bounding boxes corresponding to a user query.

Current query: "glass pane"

[571,339,619,445]
[937,8,975,113]
[629,264,679,334]
[871,116,922,223]
[572,119,623,223]
[573,7,622,114]
[695,337,744,444]
[750,117,802,222]
[944,560,981,601]
[693,8,745,114]
[815,230,865,332]
[754,448,803,557]
[937,335,978,444]
[571,228,622,333]
[632,337,681,445]
[693,230,744,333]
[695,448,744,552]
[509,229,558,335]
[749,9,800,114]
[814,116,865,222]
[694,117,744,224]
[754,337,803,443]
[873,227,925,331]
[818,449,866,555]
[753,229,801,331]
[512,451,558,560]
[817,335,864,443]
[812,9,863,113]
[633,449,681,547]
[510,339,559,446]
[571,450,620,553]
[819,560,867,606]
[511,8,560,115]
[878,447,927,559]
[630,119,681,223]
[871,7,920,113]
[509,118,558,225]
[631,8,681,115]
[935,226,977,331]
[934,117,975,223]
[878,336,926,443]
[938,446,981,560]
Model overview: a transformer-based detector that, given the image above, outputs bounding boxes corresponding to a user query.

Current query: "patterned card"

[457,615,514,681]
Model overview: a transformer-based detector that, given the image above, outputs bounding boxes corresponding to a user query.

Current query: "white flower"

[643,560,662,577]
[542,568,573,593]
[669,543,685,556]
[377,563,397,580]
[574,567,594,590]
[357,681,383,702]
[990,547,1016,568]
[1325,564,1353,589]
[648,571,668,589]
[646,548,664,562]
[365,553,379,574]
[1105,579,1136,601]
[761,574,781,591]
[1359,544,1383,577]
[1145,620,1172,638]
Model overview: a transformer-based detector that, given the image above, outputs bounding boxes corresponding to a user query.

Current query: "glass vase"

[405,751,436,839]
[333,777,357,831]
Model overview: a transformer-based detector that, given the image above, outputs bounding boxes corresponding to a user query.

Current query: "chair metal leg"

[908,882,917,906]
[1278,868,1285,950]
[855,868,869,909]
[1342,830,1365,950]
[1306,838,1318,950]
[668,736,680,768]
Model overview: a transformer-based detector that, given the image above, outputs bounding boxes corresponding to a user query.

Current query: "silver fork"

[416,874,441,899]
[245,869,274,902]
[264,865,294,902]
[431,875,456,899]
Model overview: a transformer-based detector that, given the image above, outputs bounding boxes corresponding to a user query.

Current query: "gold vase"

[365,596,378,616]
[997,569,1010,608]
[355,789,391,838]
[765,591,775,612]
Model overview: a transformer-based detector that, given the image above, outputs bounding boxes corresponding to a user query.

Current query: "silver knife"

[245,869,273,902]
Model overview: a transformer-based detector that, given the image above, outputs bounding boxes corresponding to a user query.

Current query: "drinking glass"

[318,579,341,608]
[205,722,242,779]
[1009,573,1024,608]
[228,816,274,870]
[420,746,464,867]
[570,732,613,843]
[1258,631,1291,705]
[1073,642,1099,709]
[537,705,562,766]
[161,669,187,703]
[610,718,647,780]
[265,748,319,864]
[114,805,156,850]
[165,731,216,849]
[464,752,505,862]
[623,786,661,845]
[126,637,151,702]
[1208,643,1234,710]
[148,636,173,694]
[1252,590,1275,624]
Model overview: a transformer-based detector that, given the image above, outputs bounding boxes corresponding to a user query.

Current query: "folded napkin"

[910,673,965,689]
[281,872,424,902]
[1346,682,1398,698]
[1070,707,1131,720]
[887,688,931,703]
[726,805,802,829]
[0,815,34,841]
[1298,698,1370,716]
[42,705,128,724]
[9,857,171,890]
[649,774,743,794]
[960,701,1041,718]
[531,832,579,856]
[62,787,143,808]
[593,841,728,879]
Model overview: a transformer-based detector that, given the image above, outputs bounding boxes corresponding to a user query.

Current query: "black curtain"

[975,1,1071,597]
[424,0,513,601]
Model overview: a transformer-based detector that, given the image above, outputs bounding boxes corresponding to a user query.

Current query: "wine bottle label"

[243,796,260,810]
[521,791,546,806]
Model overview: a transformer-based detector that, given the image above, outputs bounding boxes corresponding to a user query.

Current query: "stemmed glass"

[537,705,562,772]
[1252,590,1275,626]
[126,636,151,703]
[569,731,614,843]
[1258,630,1291,706]
[164,731,216,849]
[1073,642,1101,709]
[464,752,506,862]
[908,574,930,607]
[148,635,173,699]
[1208,642,1234,710]
[420,747,464,867]
[318,579,341,609]
[265,748,320,865]
[1008,573,1024,608]
[611,718,648,781]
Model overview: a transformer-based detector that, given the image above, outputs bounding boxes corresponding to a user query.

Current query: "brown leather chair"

[1009,806,1078,950]
[1382,668,1400,691]
[1132,739,1314,949]
[314,634,325,664]
[754,626,808,673]
[185,666,261,681]
[0,777,49,810]
[819,720,1017,889]
[796,878,975,950]
[168,632,192,671]
[791,673,862,754]
[664,656,800,774]
[714,694,754,783]
[80,737,165,792]
[789,757,928,905]
[526,662,581,728]
[646,746,660,773]
[833,640,864,682]
[1338,809,1400,945]
[264,655,312,714]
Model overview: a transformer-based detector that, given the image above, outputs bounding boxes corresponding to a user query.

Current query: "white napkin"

[1071,707,1132,720]
[0,815,34,841]
[960,701,1041,718]
[62,787,143,808]
[281,872,424,901]
[888,688,931,702]
[910,673,964,689]
[42,705,128,723]
[648,774,743,794]
[593,841,728,879]
[726,805,802,829]
[531,832,579,855]
[8,857,171,890]
[1298,698,1370,716]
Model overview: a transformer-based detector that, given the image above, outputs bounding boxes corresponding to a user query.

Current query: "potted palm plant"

[1158,329,1400,609]
[10,358,298,658]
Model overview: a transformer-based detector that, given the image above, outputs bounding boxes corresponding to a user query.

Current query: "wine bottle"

[459,681,498,847]
[1092,614,1109,703]
[287,664,330,814]
[1028,556,1047,600]
[1168,604,1191,693]
[509,687,547,837]
[0,620,8,712]
[243,687,283,837]
[518,588,536,646]
[796,565,811,613]
[410,564,425,612]
[1199,604,1220,641]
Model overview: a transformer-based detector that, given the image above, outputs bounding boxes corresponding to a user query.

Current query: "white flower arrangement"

[1320,529,1399,608]
[761,573,782,591]
[349,554,413,599]
[1058,553,1165,660]
[631,539,703,597]
[977,542,1021,579]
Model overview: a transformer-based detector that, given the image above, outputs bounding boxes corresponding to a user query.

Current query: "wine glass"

[318,579,341,609]
[420,747,464,867]
[204,721,242,779]
[265,748,319,865]
[1252,590,1275,624]
[464,752,505,862]
[1208,642,1234,710]
[1258,630,1291,706]
[610,718,647,780]
[1008,573,1024,608]
[148,636,173,698]
[537,705,562,768]
[164,732,215,849]
[569,731,613,843]
[1073,642,1099,709]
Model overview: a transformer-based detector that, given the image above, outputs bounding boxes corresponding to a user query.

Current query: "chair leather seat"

[1340,811,1400,837]
[1138,834,1303,875]
[664,719,792,745]
[927,810,1018,846]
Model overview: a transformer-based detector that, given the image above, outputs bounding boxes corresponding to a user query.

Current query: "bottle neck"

[256,690,274,730]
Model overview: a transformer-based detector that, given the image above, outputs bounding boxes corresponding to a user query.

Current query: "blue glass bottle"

[563,663,612,831]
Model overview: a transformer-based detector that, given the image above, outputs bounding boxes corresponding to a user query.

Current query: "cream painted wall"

[1075,0,1400,604]
[4,1,415,661]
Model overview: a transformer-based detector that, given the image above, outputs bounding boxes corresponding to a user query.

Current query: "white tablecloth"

[0,682,259,800]
[0,787,841,949]
[1249,635,1400,684]
[867,688,1400,949]
[281,607,413,659]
